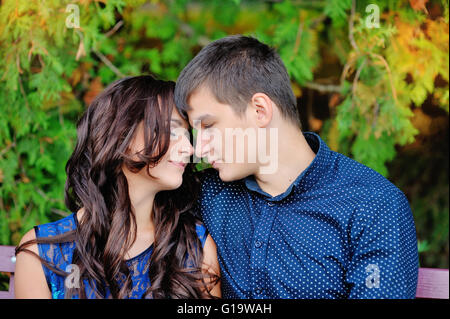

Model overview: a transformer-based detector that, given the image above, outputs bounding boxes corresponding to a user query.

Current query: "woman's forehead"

[171,107,189,128]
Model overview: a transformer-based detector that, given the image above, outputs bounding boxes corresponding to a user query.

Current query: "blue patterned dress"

[34,212,208,299]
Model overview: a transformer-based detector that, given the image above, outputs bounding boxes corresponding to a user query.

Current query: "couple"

[15,35,419,299]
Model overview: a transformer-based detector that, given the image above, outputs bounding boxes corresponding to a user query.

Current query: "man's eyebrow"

[193,114,215,125]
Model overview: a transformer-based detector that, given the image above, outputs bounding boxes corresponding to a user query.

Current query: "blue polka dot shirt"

[196,132,419,299]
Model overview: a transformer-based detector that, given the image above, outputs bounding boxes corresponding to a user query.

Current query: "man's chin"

[217,166,248,182]
[216,167,231,182]
[218,171,232,182]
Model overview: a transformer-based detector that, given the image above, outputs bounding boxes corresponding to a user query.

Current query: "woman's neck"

[129,191,155,234]
[125,172,156,234]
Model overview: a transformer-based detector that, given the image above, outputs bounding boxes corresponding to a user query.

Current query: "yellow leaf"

[291,82,302,97]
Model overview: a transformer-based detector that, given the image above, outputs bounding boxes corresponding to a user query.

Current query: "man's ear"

[248,93,273,127]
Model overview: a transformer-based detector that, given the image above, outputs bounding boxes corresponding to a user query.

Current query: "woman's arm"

[201,234,221,298]
[14,229,52,298]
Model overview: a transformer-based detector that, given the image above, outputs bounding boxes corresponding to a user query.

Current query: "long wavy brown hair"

[15,75,219,299]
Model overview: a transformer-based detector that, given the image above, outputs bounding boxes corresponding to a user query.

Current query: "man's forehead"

[185,86,224,125]
[187,85,219,109]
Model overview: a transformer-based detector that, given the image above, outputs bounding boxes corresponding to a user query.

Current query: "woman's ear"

[248,93,273,127]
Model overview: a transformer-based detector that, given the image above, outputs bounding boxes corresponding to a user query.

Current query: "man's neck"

[253,129,316,197]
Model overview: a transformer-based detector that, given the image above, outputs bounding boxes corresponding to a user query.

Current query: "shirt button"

[267,202,275,207]
[255,288,263,295]
[255,240,262,248]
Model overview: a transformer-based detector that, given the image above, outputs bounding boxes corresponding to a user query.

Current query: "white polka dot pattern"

[196,132,419,299]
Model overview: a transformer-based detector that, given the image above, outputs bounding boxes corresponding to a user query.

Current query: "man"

[174,35,418,299]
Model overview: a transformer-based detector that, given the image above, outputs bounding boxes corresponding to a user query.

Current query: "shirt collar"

[243,131,333,201]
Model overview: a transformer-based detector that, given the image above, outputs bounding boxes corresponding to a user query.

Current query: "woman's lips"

[169,161,187,169]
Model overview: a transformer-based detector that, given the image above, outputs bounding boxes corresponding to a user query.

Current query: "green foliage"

[324,0,352,27]
[0,0,448,268]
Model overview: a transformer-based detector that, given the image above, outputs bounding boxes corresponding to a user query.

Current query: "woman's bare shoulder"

[15,227,51,298]
[17,227,39,255]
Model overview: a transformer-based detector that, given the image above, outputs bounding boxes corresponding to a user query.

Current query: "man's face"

[187,85,260,182]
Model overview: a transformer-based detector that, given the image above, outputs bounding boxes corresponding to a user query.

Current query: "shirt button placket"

[251,199,277,298]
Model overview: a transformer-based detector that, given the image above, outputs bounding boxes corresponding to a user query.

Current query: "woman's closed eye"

[170,128,190,140]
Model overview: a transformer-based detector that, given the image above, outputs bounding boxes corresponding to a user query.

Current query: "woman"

[14,75,221,299]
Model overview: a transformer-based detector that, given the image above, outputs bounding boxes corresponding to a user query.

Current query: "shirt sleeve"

[345,189,419,299]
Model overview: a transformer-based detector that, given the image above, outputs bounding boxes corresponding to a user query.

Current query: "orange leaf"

[409,0,429,12]
[83,77,104,106]
[329,93,341,108]
[309,118,323,132]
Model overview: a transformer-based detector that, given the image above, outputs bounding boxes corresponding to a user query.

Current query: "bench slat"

[0,245,16,299]
[0,245,16,273]
[416,267,449,299]
[0,290,14,299]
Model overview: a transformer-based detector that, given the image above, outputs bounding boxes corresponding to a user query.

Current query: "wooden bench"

[0,245,448,299]
[0,245,15,299]
[415,267,449,299]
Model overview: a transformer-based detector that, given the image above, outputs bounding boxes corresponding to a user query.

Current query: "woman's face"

[125,107,194,192]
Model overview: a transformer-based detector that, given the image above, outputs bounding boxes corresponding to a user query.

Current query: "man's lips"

[210,160,221,168]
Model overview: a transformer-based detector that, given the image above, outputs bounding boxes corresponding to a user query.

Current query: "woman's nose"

[180,134,194,157]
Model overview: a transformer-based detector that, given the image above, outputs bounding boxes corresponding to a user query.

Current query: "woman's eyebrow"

[170,118,184,127]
